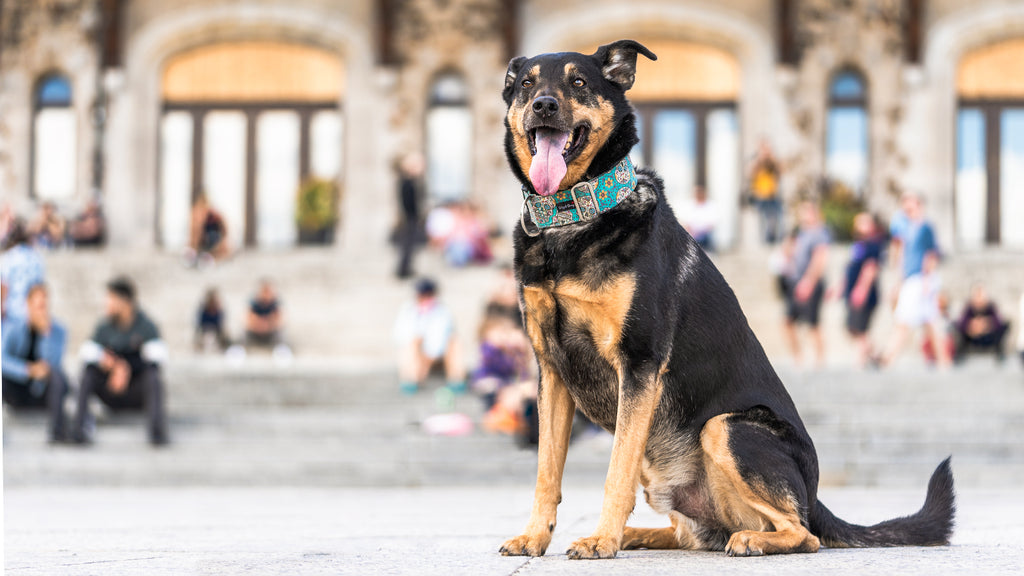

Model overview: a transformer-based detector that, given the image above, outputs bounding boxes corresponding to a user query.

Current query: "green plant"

[820,179,865,242]
[296,179,338,231]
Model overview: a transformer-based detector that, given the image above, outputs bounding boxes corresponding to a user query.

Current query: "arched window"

[605,40,741,249]
[32,73,76,200]
[957,38,1024,249]
[159,42,344,249]
[825,69,869,195]
[425,72,472,202]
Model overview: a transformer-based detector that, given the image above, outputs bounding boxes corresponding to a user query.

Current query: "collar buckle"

[569,181,599,221]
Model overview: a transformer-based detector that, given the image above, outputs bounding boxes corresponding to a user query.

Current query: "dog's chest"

[520,274,635,427]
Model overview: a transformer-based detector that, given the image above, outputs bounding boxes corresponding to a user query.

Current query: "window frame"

[825,67,870,195]
[30,72,75,200]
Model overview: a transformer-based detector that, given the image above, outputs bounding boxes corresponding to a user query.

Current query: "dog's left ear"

[592,40,657,91]
[503,56,527,105]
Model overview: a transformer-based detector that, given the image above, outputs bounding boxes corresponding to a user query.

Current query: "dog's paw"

[566,535,619,560]
[499,533,551,557]
[725,531,765,557]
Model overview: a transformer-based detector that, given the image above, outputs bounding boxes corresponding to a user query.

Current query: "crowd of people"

[392,152,496,279]
[772,192,1017,370]
[2,273,169,446]
[392,267,540,444]
[0,200,106,251]
[1,213,292,445]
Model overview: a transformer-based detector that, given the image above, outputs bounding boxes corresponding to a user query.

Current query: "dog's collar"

[520,156,637,236]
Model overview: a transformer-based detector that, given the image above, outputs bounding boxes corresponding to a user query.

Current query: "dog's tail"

[810,457,955,548]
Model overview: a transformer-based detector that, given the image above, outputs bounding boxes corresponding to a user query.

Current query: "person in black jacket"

[395,152,425,279]
[955,284,1010,362]
[71,277,169,446]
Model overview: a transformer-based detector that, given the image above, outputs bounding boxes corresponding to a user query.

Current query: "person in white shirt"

[680,185,718,252]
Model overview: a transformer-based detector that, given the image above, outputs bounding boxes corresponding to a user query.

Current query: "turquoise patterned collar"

[520,156,637,235]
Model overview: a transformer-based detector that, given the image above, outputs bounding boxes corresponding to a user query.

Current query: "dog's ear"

[592,40,657,91]
[503,56,527,104]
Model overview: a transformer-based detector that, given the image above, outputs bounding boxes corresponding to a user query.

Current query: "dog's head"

[503,40,656,197]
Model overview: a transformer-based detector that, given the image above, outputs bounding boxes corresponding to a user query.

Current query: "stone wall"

[0,0,100,214]
[1,0,1023,256]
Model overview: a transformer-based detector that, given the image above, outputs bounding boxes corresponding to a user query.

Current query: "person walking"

[1,219,45,323]
[783,200,830,369]
[395,153,425,279]
[748,138,784,244]
[843,213,885,368]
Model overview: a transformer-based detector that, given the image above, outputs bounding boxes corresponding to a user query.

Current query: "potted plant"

[819,178,865,242]
[296,178,338,245]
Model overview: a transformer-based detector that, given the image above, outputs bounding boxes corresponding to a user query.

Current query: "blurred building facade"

[1,0,1023,254]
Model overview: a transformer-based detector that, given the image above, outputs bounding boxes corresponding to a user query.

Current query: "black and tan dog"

[498,40,955,560]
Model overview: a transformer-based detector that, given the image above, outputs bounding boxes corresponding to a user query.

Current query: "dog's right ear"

[503,56,527,105]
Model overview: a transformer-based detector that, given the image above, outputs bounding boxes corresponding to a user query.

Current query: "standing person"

[71,277,169,446]
[2,283,70,443]
[882,251,951,368]
[681,185,718,252]
[890,192,937,282]
[393,278,466,395]
[843,213,885,368]
[395,152,425,279]
[1,219,46,323]
[1017,292,1024,367]
[783,200,831,369]
[748,138,783,244]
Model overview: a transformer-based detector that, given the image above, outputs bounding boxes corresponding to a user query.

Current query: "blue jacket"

[2,317,67,386]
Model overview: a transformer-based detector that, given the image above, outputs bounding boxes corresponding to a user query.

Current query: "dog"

[498,40,955,560]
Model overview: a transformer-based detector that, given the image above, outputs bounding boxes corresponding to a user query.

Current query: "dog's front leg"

[499,364,576,557]
[567,372,662,559]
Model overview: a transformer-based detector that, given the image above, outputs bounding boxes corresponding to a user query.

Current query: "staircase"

[5,238,1021,489]
[3,360,1022,489]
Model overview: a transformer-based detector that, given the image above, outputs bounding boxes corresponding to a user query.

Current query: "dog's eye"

[573,78,586,88]
[522,79,533,88]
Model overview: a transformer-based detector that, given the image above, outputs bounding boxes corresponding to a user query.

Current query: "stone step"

[4,362,1023,489]
[38,245,1024,370]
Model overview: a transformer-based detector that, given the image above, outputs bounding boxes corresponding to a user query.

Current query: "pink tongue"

[529,128,569,196]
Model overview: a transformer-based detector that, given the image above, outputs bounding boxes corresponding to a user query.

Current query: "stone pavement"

[5,485,1024,575]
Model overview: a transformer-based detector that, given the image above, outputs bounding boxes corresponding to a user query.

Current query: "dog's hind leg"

[701,411,821,557]
[621,526,679,550]
[622,512,700,550]
[499,364,576,557]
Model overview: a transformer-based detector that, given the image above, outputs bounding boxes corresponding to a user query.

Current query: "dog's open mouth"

[527,124,590,196]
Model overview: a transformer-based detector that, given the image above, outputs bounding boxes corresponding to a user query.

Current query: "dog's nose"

[532,96,559,118]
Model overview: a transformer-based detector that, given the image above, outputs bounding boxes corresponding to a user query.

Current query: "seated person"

[393,278,466,395]
[71,277,169,446]
[68,200,106,247]
[195,288,229,352]
[955,284,1010,362]
[1,283,69,443]
[246,280,284,347]
[28,201,66,249]
[474,314,535,437]
[187,194,229,264]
